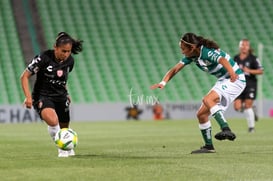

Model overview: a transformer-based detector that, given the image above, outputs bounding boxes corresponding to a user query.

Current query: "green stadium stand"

[35,0,273,103]
[0,1,25,104]
[1,0,272,104]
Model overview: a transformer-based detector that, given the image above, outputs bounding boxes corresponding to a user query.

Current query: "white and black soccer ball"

[54,128,78,150]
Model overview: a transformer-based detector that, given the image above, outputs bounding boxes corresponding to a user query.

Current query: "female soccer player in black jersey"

[20,32,83,157]
[233,39,263,133]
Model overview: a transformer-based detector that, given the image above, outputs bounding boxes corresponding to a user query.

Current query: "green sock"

[213,110,229,129]
[200,127,212,146]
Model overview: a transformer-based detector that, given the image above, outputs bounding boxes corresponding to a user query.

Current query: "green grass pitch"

[0,118,273,181]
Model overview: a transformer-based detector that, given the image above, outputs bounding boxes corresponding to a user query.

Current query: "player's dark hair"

[55,32,83,54]
[181,33,219,49]
[240,39,254,54]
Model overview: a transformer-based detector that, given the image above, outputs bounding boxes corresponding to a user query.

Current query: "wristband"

[159,81,166,86]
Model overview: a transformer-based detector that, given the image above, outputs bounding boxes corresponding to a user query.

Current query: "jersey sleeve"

[253,57,263,70]
[27,54,47,75]
[180,57,192,65]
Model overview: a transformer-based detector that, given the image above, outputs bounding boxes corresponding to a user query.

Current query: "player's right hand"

[229,73,238,82]
[24,97,33,109]
[150,83,165,90]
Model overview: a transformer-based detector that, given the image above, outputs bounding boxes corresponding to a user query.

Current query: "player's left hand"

[230,73,238,82]
[67,95,71,105]
[243,67,251,73]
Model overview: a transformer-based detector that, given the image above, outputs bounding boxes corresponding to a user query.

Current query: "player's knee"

[41,108,59,126]
[202,97,208,107]
[202,96,215,108]
[234,105,241,112]
[233,99,242,111]
[244,102,253,109]
[244,105,252,109]
[196,112,202,121]
[196,110,208,122]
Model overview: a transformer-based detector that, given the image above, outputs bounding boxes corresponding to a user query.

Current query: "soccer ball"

[54,128,78,150]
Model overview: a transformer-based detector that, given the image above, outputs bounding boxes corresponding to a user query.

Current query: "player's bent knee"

[233,105,241,111]
[196,111,208,123]
[202,96,213,108]
[202,97,208,106]
[41,108,59,126]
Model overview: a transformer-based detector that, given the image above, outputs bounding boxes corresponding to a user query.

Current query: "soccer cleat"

[67,149,75,156]
[58,149,69,157]
[214,130,236,141]
[248,127,255,133]
[191,145,216,154]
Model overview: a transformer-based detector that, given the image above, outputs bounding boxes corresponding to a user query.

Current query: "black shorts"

[33,96,70,123]
[236,83,257,100]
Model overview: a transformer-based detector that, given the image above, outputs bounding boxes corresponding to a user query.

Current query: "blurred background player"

[233,39,263,133]
[20,32,83,157]
[151,33,246,154]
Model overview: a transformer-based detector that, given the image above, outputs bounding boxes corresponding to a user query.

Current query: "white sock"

[48,124,60,140]
[244,108,255,128]
[210,105,223,116]
[199,121,211,130]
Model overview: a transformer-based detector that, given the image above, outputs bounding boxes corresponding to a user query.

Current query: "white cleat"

[58,149,69,158]
[67,149,75,156]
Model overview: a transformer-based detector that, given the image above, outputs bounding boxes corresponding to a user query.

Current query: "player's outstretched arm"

[150,62,184,89]
[20,70,33,108]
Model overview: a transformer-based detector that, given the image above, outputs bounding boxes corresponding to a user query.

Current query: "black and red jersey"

[27,50,74,101]
[233,54,263,85]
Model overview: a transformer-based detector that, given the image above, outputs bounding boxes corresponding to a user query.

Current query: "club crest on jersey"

[57,70,63,77]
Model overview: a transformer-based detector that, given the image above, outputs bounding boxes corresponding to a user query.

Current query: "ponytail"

[181,33,219,49]
[71,39,83,54]
[197,36,219,49]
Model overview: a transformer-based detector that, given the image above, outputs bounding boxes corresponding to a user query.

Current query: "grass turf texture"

[0,119,273,181]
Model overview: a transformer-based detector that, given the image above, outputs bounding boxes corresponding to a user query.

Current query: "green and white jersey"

[180,46,243,80]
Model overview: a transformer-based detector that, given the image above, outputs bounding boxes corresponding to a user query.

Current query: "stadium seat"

[2,0,273,104]
[0,1,25,104]
[35,0,273,102]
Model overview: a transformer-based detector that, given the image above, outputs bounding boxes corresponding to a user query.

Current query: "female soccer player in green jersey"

[151,33,246,154]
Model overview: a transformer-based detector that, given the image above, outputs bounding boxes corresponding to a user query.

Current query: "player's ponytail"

[197,36,219,49]
[181,33,219,49]
[71,39,83,54]
[55,32,83,54]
